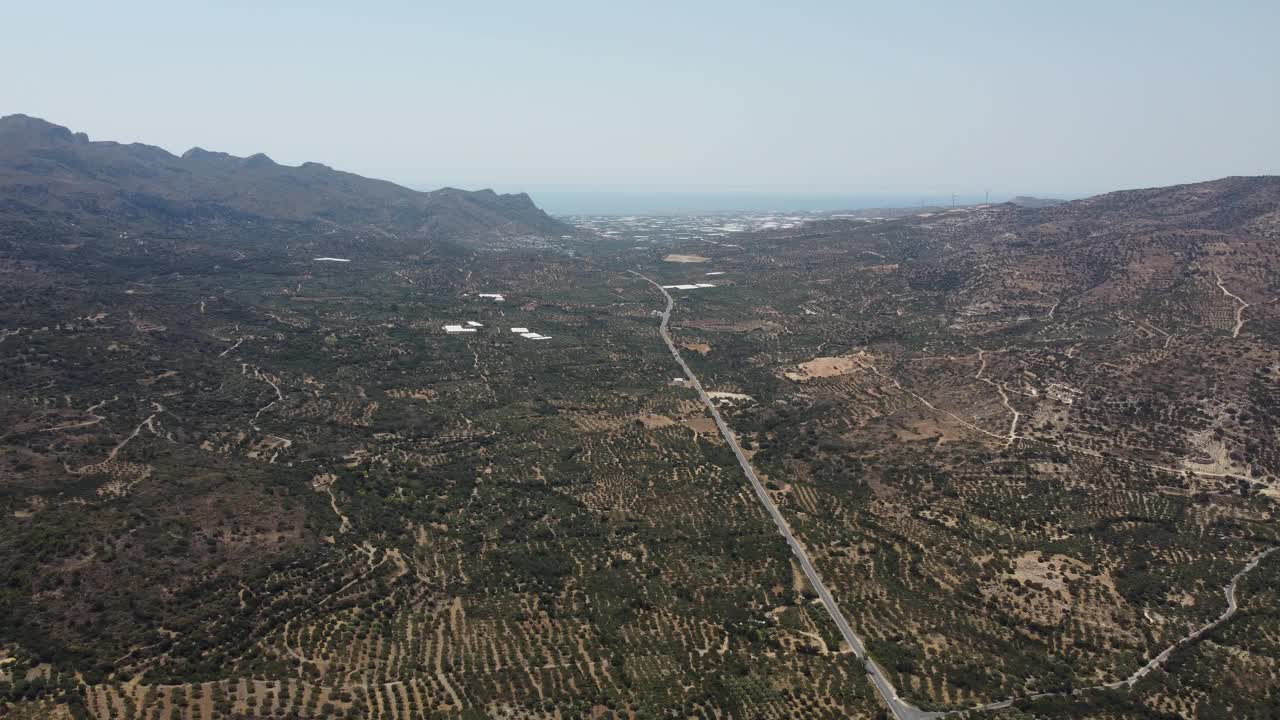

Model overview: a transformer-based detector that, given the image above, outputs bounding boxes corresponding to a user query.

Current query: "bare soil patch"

[663,254,709,263]
[684,416,718,435]
[1011,552,1086,594]
[706,391,753,403]
[679,319,780,333]
[893,418,964,444]
[785,356,862,381]
[634,413,675,429]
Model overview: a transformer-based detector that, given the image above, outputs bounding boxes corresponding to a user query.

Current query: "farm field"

[2,114,1279,720]
[608,178,1280,717]
[0,230,886,719]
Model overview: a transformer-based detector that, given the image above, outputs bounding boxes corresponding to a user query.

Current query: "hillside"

[633,175,1280,717]
[1,166,1278,719]
[0,114,573,251]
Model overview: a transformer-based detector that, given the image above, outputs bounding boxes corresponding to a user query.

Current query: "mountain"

[624,175,1280,715]
[0,114,573,250]
[1007,195,1063,208]
[953,176,1280,309]
[3,168,1279,719]
[741,176,1280,336]
[1035,176,1280,236]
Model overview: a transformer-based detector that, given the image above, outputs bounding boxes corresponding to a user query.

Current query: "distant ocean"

[523,191,1010,216]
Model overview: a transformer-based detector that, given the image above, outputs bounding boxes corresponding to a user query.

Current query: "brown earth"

[784,356,862,381]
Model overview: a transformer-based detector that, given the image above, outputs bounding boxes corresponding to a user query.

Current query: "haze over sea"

[420,189,1068,216]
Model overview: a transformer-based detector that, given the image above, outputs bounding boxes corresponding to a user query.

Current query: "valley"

[1,116,1278,720]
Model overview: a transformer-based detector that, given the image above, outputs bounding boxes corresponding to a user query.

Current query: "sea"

[523,191,1008,216]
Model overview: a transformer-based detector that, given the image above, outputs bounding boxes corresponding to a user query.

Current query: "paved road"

[632,271,1279,719]
[631,272,940,720]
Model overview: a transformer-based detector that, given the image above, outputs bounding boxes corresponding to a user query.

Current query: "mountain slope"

[0,114,572,250]
[736,176,1280,334]
[624,176,1280,715]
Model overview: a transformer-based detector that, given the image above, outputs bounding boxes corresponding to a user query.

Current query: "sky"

[3,0,1278,197]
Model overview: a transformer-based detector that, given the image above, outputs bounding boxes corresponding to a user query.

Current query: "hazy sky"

[4,0,1278,195]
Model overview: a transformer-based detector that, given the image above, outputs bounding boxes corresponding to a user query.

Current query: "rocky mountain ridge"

[0,114,572,250]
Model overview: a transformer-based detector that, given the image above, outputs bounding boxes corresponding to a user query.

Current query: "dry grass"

[634,413,675,429]
[784,356,862,381]
[683,416,718,435]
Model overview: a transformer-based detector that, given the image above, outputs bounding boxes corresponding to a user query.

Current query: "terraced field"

[610,177,1280,718]
[0,239,884,718]
[3,176,1280,720]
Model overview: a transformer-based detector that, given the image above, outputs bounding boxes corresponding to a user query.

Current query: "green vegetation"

[2,126,1279,720]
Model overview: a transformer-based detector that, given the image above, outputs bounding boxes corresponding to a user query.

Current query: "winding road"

[631,272,938,720]
[960,545,1279,715]
[632,270,1277,720]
